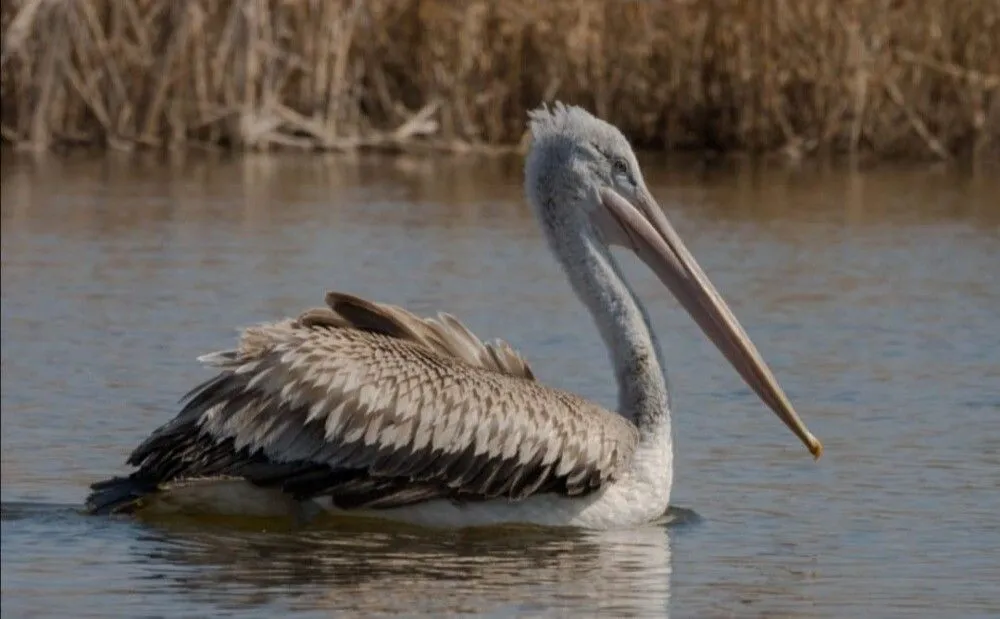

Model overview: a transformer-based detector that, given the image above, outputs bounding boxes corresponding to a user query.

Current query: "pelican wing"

[98,292,638,513]
[317,292,536,380]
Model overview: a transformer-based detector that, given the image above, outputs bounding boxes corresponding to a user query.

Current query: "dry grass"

[2,0,998,160]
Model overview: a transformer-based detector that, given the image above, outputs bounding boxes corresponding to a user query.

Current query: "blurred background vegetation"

[2,0,997,160]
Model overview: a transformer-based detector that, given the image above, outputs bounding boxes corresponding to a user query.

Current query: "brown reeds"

[2,0,998,160]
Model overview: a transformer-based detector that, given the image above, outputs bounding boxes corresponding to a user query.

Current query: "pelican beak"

[597,186,823,459]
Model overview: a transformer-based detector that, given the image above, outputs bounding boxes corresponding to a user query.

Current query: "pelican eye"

[611,157,635,187]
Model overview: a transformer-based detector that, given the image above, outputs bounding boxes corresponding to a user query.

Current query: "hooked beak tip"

[808,436,824,460]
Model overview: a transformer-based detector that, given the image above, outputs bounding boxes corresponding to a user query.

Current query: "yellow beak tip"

[808,439,824,460]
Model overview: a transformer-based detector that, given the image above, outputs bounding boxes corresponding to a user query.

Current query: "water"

[2,152,998,618]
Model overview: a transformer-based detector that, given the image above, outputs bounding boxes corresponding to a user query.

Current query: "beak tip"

[808,437,824,460]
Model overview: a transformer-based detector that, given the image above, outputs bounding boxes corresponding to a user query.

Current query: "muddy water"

[2,152,998,617]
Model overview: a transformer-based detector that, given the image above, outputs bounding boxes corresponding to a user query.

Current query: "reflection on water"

[2,152,999,617]
[150,520,673,616]
[1,502,676,617]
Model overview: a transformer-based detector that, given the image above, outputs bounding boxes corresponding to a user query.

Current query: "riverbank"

[2,0,997,160]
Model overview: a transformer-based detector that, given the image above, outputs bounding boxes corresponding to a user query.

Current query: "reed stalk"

[2,0,997,159]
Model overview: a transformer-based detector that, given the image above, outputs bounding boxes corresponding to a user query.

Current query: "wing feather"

[92,291,638,513]
[320,292,537,380]
[185,314,636,502]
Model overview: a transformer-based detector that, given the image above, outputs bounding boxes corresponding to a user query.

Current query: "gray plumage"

[86,293,639,514]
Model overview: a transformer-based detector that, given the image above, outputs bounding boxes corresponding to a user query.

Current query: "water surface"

[2,152,999,617]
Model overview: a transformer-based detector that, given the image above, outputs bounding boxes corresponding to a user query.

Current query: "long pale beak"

[598,186,823,459]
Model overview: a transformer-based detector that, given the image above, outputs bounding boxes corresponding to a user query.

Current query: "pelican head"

[525,102,822,458]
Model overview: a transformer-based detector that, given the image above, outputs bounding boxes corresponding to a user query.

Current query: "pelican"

[86,103,822,529]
